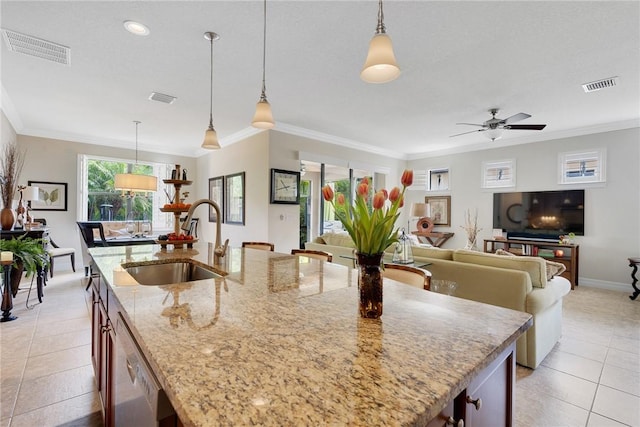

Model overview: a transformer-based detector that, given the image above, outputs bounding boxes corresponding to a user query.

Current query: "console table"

[412,231,454,248]
[484,238,579,289]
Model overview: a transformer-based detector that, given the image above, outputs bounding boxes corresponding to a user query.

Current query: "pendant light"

[251,0,275,129]
[360,0,400,84]
[114,121,158,194]
[202,31,221,149]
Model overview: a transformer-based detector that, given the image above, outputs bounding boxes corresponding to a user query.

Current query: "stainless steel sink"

[125,262,220,285]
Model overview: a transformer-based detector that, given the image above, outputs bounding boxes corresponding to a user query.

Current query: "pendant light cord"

[209,36,214,128]
[260,0,267,99]
[134,120,140,164]
[376,0,386,34]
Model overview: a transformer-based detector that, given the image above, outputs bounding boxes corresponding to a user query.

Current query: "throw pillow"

[545,260,566,280]
[495,249,516,256]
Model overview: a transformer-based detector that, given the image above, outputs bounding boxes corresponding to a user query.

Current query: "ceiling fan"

[451,109,547,141]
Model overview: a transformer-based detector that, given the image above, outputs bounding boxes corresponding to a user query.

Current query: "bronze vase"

[356,252,384,319]
[1,207,15,231]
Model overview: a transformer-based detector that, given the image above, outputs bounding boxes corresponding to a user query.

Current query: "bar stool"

[628,257,640,301]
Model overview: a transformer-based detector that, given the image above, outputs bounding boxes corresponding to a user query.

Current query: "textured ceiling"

[1,1,638,159]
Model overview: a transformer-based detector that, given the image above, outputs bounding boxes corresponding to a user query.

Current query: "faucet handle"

[215,239,230,257]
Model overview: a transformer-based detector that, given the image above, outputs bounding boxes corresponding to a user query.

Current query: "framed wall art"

[428,167,450,191]
[208,176,224,223]
[224,172,245,225]
[424,195,451,226]
[270,168,300,204]
[27,181,68,211]
[558,149,606,184]
[482,159,516,188]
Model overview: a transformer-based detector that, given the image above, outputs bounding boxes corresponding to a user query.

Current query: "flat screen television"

[493,190,584,240]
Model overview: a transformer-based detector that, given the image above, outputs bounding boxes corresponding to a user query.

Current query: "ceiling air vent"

[1,29,70,65]
[149,92,177,104]
[582,76,619,93]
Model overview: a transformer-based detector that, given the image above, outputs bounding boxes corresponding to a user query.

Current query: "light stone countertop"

[90,243,532,427]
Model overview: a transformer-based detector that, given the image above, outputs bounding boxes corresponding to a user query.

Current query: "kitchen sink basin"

[125,262,220,285]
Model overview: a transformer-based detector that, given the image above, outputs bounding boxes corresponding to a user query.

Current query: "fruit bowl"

[156,238,198,249]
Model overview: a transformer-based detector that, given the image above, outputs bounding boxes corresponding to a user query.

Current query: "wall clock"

[270,168,300,204]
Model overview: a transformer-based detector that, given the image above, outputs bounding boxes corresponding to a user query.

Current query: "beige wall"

[406,127,640,289]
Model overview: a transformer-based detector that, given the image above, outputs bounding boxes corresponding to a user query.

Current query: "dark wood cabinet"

[484,238,579,289]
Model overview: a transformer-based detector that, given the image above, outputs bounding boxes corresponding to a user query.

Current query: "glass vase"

[356,252,384,319]
[464,236,478,251]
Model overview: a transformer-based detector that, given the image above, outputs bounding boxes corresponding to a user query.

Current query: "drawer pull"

[467,396,482,410]
[446,416,464,427]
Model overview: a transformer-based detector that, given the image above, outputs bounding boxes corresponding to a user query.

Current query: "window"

[79,155,173,231]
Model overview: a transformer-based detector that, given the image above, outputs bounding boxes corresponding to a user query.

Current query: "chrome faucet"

[181,199,229,263]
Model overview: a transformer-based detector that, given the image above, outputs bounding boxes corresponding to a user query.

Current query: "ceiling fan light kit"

[360,0,400,84]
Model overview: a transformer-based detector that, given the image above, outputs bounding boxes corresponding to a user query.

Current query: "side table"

[628,257,640,301]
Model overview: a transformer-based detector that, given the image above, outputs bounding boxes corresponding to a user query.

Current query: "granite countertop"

[90,243,532,427]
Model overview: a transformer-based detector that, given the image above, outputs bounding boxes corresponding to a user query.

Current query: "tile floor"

[1,271,639,426]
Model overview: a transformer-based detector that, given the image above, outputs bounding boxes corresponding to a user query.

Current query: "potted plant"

[0,235,49,296]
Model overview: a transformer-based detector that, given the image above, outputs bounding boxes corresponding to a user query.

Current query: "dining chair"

[77,222,108,290]
[291,249,333,262]
[383,264,431,291]
[242,241,274,251]
[33,218,76,278]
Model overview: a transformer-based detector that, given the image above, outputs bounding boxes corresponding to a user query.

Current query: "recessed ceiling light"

[123,20,150,36]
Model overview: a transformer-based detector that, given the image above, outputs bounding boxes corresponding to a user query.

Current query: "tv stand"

[484,238,579,289]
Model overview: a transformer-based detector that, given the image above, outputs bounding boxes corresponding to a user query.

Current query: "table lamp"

[410,202,433,233]
[22,186,39,226]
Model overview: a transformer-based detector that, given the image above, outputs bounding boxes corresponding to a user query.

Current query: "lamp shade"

[22,186,39,201]
[202,128,221,149]
[360,33,400,83]
[410,202,430,218]
[251,99,275,129]
[114,173,157,192]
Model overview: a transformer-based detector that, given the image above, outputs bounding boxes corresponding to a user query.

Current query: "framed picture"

[224,172,245,225]
[482,159,516,188]
[428,168,450,191]
[27,181,68,211]
[270,168,300,204]
[558,149,606,184]
[425,195,451,226]
[208,176,224,223]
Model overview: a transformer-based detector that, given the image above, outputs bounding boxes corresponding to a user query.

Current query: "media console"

[484,238,579,289]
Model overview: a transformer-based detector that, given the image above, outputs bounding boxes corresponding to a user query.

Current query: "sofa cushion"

[319,232,355,248]
[412,246,454,260]
[453,249,547,288]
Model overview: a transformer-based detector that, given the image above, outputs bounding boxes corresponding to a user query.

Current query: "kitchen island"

[90,243,532,426]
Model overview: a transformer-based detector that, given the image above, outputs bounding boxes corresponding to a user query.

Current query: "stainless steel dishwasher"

[114,312,175,427]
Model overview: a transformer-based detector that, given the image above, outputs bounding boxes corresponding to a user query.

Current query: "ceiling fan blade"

[450,129,485,138]
[505,124,547,130]
[503,112,531,124]
[455,122,485,127]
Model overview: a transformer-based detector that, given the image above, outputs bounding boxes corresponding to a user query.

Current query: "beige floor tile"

[13,365,97,415]
[37,306,90,324]
[0,376,19,420]
[563,324,613,348]
[600,364,640,397]
[542,349,604,383]
[22,345,91,381]
[610,335,640,355]
[592,385,640,427]
[514,390,589,427]
[588,412,631,427]
[606,348,640,373]
[515,365,597,410]
[33,316,90,338]
[557,336,609,363]
[0,418,9,427]
[9,391,102,427]
[28,328,91,357]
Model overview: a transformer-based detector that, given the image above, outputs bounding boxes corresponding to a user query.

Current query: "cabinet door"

[464,347,515,427]
[426,399,455,427]
[90,286,101,386]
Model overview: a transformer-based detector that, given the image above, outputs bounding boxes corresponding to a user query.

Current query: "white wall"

[406,127,640,289]
[16,134,196,270]
[1,110,16,150]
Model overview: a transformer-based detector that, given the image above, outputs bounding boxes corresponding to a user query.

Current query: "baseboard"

[578,277,631,293]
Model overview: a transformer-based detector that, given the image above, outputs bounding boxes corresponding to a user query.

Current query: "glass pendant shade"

[360,33,400,83]
[485,128,504,141]
[114,173,157,192]
[251,99,275,129]
[202,126,221,149]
